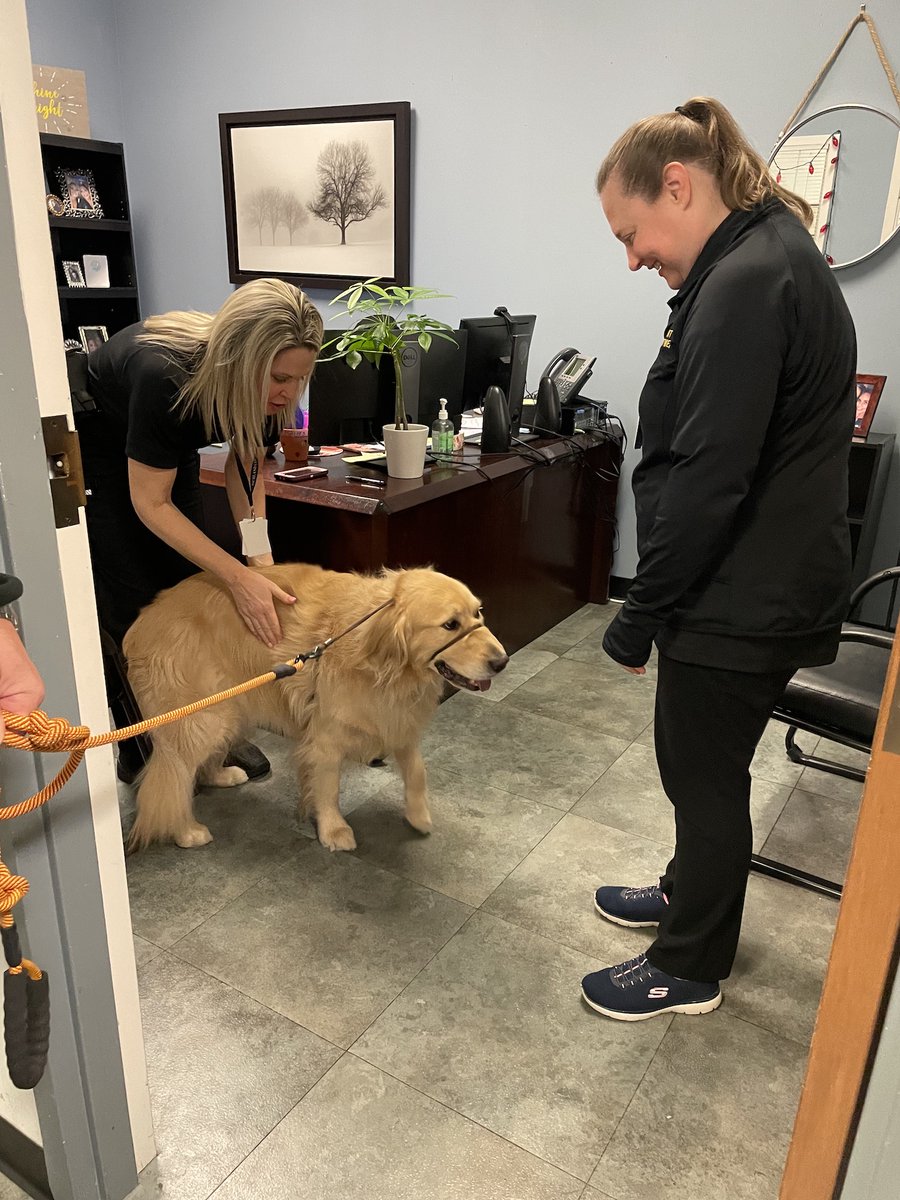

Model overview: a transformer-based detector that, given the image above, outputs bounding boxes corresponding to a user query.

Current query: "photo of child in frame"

[62,260,85,287]
[853,374,887,441]
[78,325,109,355]
[56,167,103,219]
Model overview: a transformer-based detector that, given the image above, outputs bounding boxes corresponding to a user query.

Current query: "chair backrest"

[848,565,900,633]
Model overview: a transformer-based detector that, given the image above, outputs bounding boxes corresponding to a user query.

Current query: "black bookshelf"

[40,132,141,346]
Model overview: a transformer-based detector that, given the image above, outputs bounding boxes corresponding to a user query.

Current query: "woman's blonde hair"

[138,278,324,463]
[596,96,813,228]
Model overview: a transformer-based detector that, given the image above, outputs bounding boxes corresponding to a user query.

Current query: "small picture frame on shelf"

[46,194,65,217]
[55,166,103,218]
[853,374,887,441]
[82,253,110,287]
[78,324,109,354]
[61,260,85,287]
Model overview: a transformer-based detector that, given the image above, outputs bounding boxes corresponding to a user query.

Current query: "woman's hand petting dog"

[228,565,296,648]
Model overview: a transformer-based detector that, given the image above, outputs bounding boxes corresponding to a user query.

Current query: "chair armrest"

[840,628,895,650]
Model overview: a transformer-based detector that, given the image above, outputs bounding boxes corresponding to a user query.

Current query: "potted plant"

[323,278,456,478]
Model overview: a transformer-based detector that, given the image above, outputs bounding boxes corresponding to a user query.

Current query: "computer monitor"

[306,332,390,445]
[459,312,537,431]
[416,328,468,433]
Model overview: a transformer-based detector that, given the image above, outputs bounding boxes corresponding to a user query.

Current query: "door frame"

[0,2,153,1196]
[780,628,900,1197]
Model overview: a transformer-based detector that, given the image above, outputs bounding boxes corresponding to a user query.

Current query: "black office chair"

[750,566,899,899]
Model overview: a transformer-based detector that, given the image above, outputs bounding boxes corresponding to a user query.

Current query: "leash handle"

[1,920,48,1089]
[3,969,49,1090]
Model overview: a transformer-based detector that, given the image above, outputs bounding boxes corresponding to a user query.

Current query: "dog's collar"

[289,599,482,669]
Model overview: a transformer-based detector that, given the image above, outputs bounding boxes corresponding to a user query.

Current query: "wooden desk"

[200,433,622,654]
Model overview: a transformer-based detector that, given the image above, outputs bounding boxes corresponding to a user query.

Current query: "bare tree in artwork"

[260,185,284,243]
[280,191,309,244]
[243,190,267,244]
[308,139,388,244]
[243,185,282,243]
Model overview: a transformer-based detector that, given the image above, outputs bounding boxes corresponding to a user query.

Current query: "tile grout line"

[341,1047,594,1190]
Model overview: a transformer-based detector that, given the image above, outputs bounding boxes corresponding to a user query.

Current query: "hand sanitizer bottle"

[431,398,454,456]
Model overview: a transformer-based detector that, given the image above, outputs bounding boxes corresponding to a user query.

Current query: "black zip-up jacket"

[603,199,857,672]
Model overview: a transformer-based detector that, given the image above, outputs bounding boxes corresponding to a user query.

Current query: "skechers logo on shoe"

[648,987,669,998]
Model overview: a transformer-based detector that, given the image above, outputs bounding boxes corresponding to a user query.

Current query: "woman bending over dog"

[80,278,323,779]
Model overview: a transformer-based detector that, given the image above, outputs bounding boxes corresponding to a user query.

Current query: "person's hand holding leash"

[0,619,45,740]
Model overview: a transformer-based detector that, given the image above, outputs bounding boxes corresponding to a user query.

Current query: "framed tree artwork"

[219,102,411,290]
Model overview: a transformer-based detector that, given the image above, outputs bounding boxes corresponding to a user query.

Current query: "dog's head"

[373,569,508,692]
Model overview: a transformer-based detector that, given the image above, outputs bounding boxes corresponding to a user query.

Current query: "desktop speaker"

[533,375,561,435]
[481,385,511,453]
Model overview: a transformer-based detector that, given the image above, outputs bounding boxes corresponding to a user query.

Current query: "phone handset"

[540,347,596,405]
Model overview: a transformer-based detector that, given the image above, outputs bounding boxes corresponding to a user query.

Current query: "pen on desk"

[346,475,387,488]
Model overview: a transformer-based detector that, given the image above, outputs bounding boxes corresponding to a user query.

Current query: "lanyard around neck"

[234,455,259,518]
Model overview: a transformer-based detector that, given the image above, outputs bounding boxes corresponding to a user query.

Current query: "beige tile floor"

[107,602,861,1200]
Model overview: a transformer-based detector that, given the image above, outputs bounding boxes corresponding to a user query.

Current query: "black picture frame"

[219,102,411,291]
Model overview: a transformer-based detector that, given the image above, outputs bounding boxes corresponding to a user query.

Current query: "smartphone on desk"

[273,465,328,482]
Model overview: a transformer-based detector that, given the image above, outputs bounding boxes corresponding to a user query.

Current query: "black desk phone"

[541,347,596,405]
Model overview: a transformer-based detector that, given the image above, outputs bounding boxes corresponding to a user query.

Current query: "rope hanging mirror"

[767,5,900,270]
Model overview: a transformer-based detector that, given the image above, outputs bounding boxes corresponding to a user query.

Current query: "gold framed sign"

[33,65,90,138]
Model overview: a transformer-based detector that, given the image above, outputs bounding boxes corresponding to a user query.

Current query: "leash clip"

[294,641,329,664]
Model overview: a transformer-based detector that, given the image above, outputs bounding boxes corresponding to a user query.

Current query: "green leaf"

[417,331,432,352]
[346,350,362,369]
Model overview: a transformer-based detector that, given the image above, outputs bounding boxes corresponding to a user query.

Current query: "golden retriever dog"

[123,564,507,852]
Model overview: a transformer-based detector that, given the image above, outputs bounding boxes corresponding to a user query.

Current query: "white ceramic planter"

[382,423,429,478]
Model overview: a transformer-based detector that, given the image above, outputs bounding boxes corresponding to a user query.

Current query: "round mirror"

[768,103,900,269]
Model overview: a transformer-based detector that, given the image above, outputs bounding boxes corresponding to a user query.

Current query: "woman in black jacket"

[581,97,856,1021]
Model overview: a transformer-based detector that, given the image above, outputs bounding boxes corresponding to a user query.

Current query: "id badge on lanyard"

[235,454,272,558]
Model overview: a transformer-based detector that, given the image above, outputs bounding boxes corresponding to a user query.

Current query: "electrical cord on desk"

[426,453,493,483]
[508,436,554,465]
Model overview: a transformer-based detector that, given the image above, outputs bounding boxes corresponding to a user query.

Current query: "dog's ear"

[386,573,413,667]
[358,573,412,677]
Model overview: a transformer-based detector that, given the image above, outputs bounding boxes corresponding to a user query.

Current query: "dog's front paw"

[175,822,213,848]
[200,765,249,789]
[405,807,433,835]
[318,822,357,852]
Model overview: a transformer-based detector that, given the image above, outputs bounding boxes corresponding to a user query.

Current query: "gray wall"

[25,0,121,140]
[24,0,900,581]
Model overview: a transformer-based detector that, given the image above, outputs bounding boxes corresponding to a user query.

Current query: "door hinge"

[42,415,86,528]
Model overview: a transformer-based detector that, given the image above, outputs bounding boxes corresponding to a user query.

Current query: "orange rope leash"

[0,659,303,816]
[0,658,304,1086]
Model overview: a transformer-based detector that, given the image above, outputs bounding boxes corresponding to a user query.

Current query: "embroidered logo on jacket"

[661,327,674,350]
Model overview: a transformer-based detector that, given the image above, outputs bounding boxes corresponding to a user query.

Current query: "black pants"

[646,652,794,983]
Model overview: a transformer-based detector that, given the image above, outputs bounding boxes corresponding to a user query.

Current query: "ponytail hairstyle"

[596,96,813,228]
[138,278,324,463]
